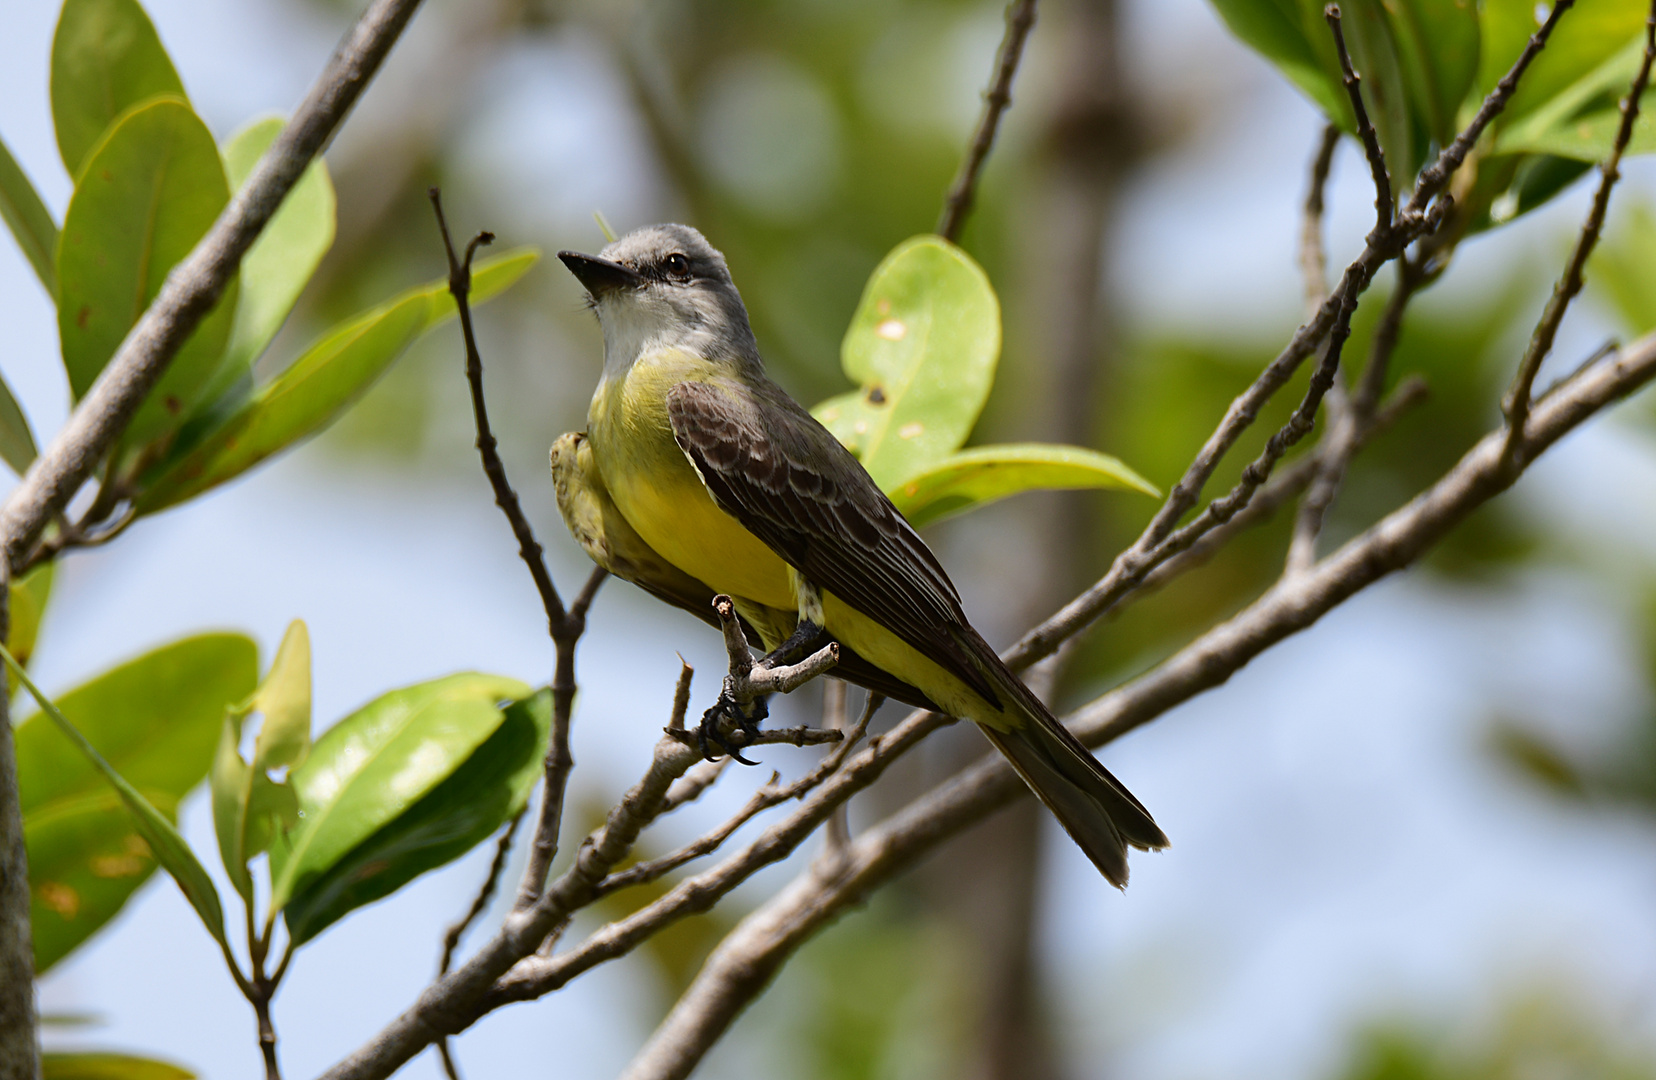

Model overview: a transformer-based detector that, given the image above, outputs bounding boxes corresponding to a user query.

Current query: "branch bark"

[617,327,1656,1080]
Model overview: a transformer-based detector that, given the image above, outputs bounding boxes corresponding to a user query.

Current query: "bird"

[552,223,1168,886]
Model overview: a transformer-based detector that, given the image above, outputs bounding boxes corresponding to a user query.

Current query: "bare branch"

[616,330,1656,1080]
[605,698,875,899]
[1300,124,1340,314]
[440,813,524,977]
[1325,6,1392,224]
[937,0,1039,241]
[1502,0,1656,461]
[1409,0,1576,212]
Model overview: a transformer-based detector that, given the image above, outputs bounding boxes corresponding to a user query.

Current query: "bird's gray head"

[558,224,759,375]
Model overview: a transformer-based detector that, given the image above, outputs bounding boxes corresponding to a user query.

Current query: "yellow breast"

[587,356,795,611]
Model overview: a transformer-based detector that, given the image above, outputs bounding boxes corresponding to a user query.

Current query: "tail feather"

[979,709,1169,889]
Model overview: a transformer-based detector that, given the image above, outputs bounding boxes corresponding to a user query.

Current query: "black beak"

[558,251,644,298]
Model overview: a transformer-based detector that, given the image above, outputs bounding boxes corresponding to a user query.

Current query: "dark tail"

[978,702,1168,888]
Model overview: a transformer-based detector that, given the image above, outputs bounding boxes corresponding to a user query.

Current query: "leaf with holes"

[812,235,998,489]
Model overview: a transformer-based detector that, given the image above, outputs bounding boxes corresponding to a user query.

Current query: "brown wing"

[551,431,938,711]
[666,379,1000,708]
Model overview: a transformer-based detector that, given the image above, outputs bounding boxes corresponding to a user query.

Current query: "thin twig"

[431,191,566,633]
[1300,124,1340,315]
[440,813,524,977]
[937,0,1039,241]
[1409,0,1576,212]
[605,697,875,898]
[1325,5,1393,225]
[1502,0,1656,464]
[1288,260,1427,572]
[611,331,1656,1080]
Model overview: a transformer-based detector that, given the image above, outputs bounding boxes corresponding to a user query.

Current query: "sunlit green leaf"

[55,97,237,452]
[14,633,255,969]
[280,689,548,946]
[50,0,185,178]
[7,563,54,670]
[1496,34,1656,159]
[212,620,311,899]
[207,116,336,410]
[812,235,999,488]
[5,645,231,957]
[1490,0,1648,130]
[132,248,539,514]
[0,132,59,294]
[42,1053,193,1080]
[267,672,532,919]
[887,443,1159,529]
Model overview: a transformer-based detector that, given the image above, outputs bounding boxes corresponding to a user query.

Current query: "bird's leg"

[758,619,827,669]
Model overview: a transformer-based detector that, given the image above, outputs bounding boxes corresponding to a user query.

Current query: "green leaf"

[886,443,1159,529]
[1205,0,1352,128]
[55,97,237,452]
[132,248,540,514]
[280,689,549,946]
[211,620,311,899]
[1491,0,1649,132]
[811,235,999,489]
[1342,0,1420,192]
[50,0,186,178]
[4,644,231,958]
[206,116,336,410]
[1495,33,1656,160]
[42,1052,193,1080]
[6,562,54,670]
[14,632,255,969]
[0,369,38,477]
[0,132,59,293]
[25,788,170,973]
[1384,0,1479,146]
[267,672,532,919]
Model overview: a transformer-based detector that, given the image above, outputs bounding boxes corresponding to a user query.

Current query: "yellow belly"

[588,364,794,611]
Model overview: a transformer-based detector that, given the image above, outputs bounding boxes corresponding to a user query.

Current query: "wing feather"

[667,379,1000,708]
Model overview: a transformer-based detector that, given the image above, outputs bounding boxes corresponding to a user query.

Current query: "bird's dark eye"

[663,253,690,277]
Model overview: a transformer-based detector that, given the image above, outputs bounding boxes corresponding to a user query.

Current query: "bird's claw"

[696,692,769,766]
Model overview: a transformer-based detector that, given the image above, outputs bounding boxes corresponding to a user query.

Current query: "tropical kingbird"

[553,224,1167,886]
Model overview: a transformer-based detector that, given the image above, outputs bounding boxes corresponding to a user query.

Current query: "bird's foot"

[696,692,770,766]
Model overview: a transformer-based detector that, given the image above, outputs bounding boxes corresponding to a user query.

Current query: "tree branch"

[1502,0,1656,462]
[0,4,429,1074]
[936,0,1039,241]
[1325,6,1392,223]
[615,328,1656,1080]
[0,0,427,573]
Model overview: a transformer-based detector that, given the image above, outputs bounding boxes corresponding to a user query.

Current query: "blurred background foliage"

[17,0,1656,1075]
